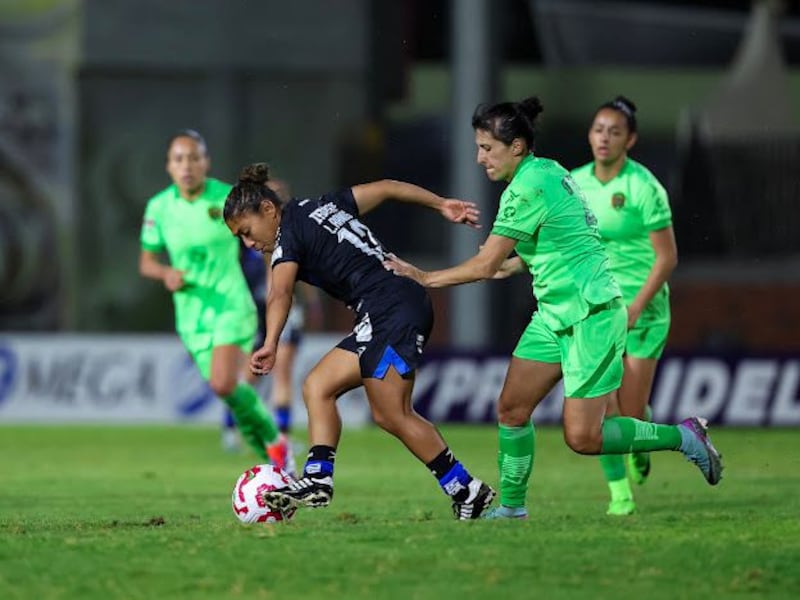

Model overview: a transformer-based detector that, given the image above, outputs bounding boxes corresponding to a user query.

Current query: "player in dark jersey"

[223,162,495,520]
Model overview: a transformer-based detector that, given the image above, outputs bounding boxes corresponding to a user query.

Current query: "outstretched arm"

[351,179,480,228]
[385,234,518,288]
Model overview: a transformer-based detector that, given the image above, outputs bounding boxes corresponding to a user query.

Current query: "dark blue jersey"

[271,188,402,307]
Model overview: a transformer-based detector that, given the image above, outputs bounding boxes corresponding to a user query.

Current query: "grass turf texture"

[1,425,798,599]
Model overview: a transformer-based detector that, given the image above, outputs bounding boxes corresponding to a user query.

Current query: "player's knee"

[301,376,322,403]
[370,408,402,436]
[497,402,530,427]
[563,427,602,455]
[209,376,237,398]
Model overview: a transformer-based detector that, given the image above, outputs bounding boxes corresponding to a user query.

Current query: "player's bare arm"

[628,226,678,328]
[252,261,298,376]
[351,180,480,228]
[138,249,186,292]
[385,234,516,288]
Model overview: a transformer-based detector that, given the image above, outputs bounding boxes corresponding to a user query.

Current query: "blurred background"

[1,0,799,427]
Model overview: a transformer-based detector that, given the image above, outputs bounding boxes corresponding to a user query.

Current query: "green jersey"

[570,158,672,306]
[140,178,256,350]
[491,154,621,331]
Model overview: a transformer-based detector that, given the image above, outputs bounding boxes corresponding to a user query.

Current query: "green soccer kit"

[571,158,672,359]
[490,158,691,514]
[140,178,277,460]
[491,153,625,398]
[140,178,257,371]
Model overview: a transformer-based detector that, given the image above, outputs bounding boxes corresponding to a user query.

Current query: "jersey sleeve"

[638,178,672,231]
[140,199,165,252]
[327,188,359,217]
[271,208,303,268]
[490,181,545,241]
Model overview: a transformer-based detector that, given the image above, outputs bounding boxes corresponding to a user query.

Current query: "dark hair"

[596,95,638,133]
[223,162,284,221]
[165,128,208,155]
[471,96,544,150]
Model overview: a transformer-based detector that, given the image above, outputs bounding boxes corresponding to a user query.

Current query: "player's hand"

[383,253,428,286]
[439,199,481,229]
[163,268,187,292]
[626,302,643,329]
[251,343,278,376]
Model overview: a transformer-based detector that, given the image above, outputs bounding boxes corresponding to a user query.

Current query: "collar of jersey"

[171,181,210,203]
[591,157,631,186]
[510,152,536,181]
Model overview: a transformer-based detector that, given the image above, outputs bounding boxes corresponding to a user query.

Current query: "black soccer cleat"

[452,479,496,520]
[262,475,334,512]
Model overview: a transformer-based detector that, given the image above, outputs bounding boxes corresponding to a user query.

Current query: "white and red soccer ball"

[231,464,296,524]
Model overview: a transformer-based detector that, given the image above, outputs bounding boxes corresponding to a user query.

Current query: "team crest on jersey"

[208,207,222,220]
[611,192,625,209]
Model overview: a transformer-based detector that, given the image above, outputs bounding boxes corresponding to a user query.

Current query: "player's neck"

[179,182,207,201]
[593,156,626,184]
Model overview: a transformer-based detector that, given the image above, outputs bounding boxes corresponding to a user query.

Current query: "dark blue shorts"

[337,279,433,379]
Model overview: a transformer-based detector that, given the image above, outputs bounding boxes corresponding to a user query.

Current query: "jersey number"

[337,220,384,260]
[562,175,598,229]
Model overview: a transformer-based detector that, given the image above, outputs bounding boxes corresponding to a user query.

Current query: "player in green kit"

[385,97,722,520]
[138,129,290,469]
[571,96,678,515]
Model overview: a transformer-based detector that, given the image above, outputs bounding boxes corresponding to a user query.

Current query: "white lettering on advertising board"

[1,335,798,426]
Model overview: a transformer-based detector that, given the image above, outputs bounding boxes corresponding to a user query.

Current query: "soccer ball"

[231,464,296,524]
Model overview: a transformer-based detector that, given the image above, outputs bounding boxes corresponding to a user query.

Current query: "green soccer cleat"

[606,498,636,516]
[628,452,651,485]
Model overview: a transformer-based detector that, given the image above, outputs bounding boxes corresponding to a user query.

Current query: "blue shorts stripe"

[371,345,411,379]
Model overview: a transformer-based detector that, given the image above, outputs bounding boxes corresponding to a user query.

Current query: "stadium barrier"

[0,333,369,426]
[0,334,797,426]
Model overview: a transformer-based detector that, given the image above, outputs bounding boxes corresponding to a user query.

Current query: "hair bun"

[519,96,544,121]
[238,163,271,185]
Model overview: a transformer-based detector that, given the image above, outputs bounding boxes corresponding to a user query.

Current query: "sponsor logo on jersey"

[612,192,626,209]
[207,207,223,220]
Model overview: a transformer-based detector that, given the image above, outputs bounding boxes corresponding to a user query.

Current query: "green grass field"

[1,425,798,599]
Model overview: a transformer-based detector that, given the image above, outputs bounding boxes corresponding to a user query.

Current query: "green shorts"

[626,319,670,359]
[179,307,257,379]
[513,299,627,398]
[625,286,670,359]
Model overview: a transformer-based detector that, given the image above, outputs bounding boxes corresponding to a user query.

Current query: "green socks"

[497,423,534,508]
[599,453,626,482]
[223,383,279,461]
[601,416,682,454]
